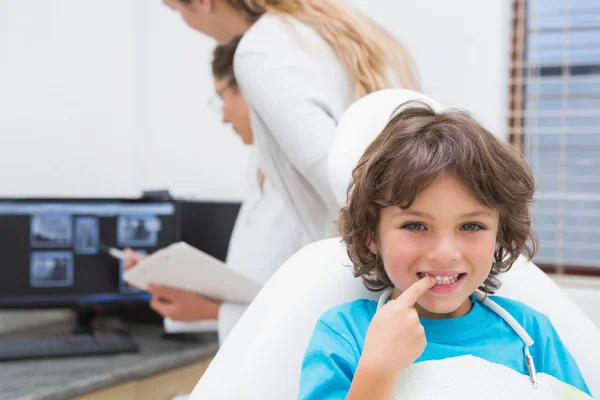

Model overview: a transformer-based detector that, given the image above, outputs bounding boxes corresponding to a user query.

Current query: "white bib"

[391,355,592,400]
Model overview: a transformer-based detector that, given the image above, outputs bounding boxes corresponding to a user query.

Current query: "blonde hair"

[225,0,419,97]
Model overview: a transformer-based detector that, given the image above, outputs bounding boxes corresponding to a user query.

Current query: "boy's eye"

[403,222,426,231]
[461,223,483,231]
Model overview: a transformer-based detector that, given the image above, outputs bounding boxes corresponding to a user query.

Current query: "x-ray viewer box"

[123,242,262,303]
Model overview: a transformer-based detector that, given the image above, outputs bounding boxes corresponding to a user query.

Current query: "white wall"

[1,0,509,202]
[349,0,512,140]
[562,286,600,328]
[0,0,250,201]
[0,1,142,198]
[141,2,252,200]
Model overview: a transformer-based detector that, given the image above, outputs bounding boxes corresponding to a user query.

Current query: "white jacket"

[217,168,311,343]
[234,13,355,241]
[166,13,356,343]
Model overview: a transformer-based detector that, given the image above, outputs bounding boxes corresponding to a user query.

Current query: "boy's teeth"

[421,272,460,285]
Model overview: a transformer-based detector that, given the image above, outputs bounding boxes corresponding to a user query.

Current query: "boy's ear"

[367,236,378,255]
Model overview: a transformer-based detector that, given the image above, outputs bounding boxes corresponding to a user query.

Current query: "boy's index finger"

[395,277,436,308]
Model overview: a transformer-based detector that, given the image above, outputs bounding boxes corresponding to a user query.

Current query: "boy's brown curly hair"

[338,101,538,294]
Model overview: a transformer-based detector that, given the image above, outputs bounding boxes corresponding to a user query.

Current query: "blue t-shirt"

[298,295,591,399]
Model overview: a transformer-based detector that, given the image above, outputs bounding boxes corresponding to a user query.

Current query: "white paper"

[123,242,262,303]
[163,317,218,333]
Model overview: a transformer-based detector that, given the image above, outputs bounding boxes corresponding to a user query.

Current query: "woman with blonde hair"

[164,0,419,241]
[140,0,419,340]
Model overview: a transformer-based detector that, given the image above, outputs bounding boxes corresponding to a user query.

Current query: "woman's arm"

[146,284,221,321]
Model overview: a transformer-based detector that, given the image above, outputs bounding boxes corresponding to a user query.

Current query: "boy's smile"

[416,271,467,294]
[369,175,500,319]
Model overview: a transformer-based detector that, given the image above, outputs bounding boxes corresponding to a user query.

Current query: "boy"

[298,101,591,399]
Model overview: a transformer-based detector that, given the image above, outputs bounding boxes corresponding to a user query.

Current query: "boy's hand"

[360,277,436,379]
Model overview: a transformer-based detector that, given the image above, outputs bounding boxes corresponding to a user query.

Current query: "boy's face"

[369,175,499,319]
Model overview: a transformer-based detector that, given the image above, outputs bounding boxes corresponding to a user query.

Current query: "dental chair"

[189,89,600,399]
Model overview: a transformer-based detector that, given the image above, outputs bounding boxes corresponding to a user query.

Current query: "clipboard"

[123,242,262,304]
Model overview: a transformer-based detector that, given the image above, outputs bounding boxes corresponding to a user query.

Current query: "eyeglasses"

[208,93,224,113]
[208,79,236,114]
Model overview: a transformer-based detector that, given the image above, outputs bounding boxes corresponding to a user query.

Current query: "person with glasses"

[125,37,308,343]
[208,36,253,147]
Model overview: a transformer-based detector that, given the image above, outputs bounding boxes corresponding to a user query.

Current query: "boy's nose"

[427,236,461,264]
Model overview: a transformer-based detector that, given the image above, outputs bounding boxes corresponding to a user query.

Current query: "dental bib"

[390,355,590,400]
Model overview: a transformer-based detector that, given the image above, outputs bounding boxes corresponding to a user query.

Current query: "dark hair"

[211,35,243,87]
[338,101,538,294]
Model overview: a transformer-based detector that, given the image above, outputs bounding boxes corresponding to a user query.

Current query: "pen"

[99,244,128,261]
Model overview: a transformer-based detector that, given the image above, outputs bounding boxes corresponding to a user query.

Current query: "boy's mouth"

[417,271,467,286]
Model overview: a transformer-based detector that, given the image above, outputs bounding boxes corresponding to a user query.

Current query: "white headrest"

[328,89,446,207]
